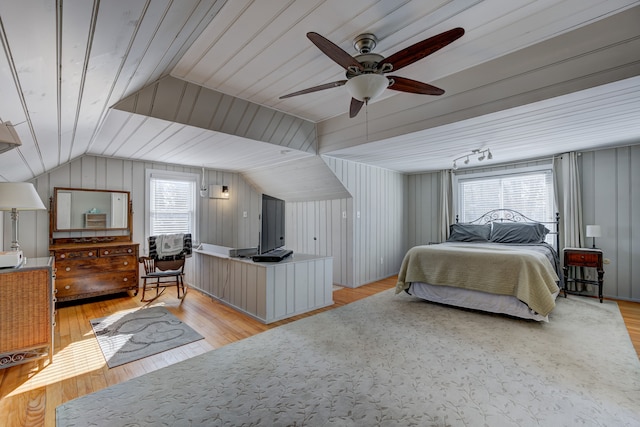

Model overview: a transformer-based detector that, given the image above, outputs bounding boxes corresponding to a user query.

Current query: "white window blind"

[149,177,196,236]
[457,170,554,224]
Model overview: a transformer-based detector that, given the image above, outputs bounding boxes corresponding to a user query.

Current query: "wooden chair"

[138,255,186,302]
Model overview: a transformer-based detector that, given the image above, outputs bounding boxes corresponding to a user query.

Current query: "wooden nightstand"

[563,248,604,303]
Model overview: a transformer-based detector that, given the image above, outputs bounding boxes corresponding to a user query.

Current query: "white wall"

[0,212,3,250]
[580,145,640,301]
[406,172,441,248]
[286,198,353,286]
[8,145,636,300]
[286,157,406,287]
[5,155,261,260]
[405,146,640,302]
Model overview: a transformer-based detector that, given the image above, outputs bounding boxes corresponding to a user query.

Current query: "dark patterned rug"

[90,306,203,368]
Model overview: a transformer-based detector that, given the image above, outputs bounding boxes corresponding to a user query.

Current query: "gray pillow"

[447,223,491,242]
[489,222,549,244]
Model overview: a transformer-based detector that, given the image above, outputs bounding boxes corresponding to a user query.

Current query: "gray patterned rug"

[60,290,639,426]
[90,306,204,368]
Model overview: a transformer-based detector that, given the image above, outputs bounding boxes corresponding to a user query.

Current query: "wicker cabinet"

[50,241,139,302]
[0,257,54,369]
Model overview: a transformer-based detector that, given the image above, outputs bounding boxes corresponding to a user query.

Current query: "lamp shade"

[0,182,46,210]
[345,74,389,102]
[586,225,601,238]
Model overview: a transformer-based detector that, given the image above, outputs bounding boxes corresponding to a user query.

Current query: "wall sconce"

[452,148,493,170]
[586,224,601,249]
[199,167,208,198]
[209,185,229,199]
[0,182,47,251]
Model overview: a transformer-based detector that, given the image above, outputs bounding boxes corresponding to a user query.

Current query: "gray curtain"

[439,169,453,243]
[553,152,586,290]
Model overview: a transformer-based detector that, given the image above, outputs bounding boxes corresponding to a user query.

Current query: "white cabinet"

[192,246,333,323]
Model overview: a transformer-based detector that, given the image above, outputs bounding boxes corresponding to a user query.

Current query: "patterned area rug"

[90,306,204,368]
[60,290,640,426]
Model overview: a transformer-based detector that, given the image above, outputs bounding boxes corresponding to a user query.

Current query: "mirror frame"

[52,187,131,232]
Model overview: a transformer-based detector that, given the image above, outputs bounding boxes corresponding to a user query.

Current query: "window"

[455,167,555,224]
[146,170,198,237]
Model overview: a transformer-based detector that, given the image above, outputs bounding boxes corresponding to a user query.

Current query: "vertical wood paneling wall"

[580,145,640,301]
[6,145,637,300]
[286,157,406,288]
[286,198,353,286]
[405,146,640,302]
[5,155,261,280]
[406,172,441,248]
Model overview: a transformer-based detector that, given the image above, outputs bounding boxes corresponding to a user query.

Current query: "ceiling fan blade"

[388,76,444,95]
[280,80,348,99]
[381,27,464,72]
[307,32,364,71]
[349,98,364,118]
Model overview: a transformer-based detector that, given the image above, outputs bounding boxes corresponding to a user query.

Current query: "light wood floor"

[1,276,638,427]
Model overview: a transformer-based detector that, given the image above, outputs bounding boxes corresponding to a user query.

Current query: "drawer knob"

[123,277,128,282]
[60,254,66,259]
[64,285,70,290]
[104,251,109,255]
[65,267,71,272]
[88,252,94,256]
[127,249,132,253]
[123,261,128,266]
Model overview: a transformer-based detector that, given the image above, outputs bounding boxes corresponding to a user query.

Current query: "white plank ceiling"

[1,0,639,198]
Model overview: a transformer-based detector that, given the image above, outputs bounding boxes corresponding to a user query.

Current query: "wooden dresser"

[49,240,139,302]
[49,188,139,303]
[0,257,54,369]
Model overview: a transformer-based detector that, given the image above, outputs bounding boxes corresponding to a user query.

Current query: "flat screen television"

[260,194,285,254]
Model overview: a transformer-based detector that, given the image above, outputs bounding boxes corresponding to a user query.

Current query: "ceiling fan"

[280,27,465,118]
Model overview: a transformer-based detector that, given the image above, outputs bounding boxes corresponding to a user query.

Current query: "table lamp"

[586,224,601,249]
[0,182,47,251]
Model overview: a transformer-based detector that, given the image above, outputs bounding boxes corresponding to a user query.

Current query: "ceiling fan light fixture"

[345,74,389,102]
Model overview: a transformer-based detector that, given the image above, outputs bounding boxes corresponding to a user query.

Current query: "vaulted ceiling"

[1,1,639,199]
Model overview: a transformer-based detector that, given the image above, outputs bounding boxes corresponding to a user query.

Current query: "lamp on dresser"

[0,182,46,251]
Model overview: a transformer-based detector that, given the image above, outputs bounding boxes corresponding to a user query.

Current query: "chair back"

[139,256,156,275]
[155,258,185,273]
[148,233,192,261]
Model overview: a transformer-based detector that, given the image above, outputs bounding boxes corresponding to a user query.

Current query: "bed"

[396,209,562,321]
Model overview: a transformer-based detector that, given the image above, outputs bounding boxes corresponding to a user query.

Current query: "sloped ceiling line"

[81,0,143,157]
[0,14,43,177]
[113,75,317,154]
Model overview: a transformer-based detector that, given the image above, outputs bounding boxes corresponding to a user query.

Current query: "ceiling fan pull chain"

[365,99,369,143]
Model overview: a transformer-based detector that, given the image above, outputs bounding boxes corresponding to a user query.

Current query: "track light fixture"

[452,148,492,170]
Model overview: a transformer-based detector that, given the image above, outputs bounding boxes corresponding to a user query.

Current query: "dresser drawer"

[55,271,138,300]
[54,249,98,261]
[565,251,601,267]
[56,255,136,277]
[100,245,136,257]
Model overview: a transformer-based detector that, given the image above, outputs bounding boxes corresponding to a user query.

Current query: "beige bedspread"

[395,243,560,316]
